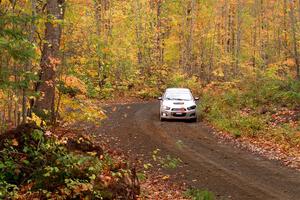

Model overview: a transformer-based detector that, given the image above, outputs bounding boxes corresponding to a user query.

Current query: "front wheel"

[159,112,165,122]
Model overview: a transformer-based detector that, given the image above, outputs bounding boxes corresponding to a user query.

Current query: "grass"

[184,188,215,200]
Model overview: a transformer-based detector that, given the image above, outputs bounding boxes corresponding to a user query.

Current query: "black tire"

[159,113,165,122]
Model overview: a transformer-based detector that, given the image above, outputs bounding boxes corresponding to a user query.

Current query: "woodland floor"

[83,101,300,200]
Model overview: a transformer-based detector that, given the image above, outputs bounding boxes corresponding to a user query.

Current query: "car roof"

[165,88,191,93]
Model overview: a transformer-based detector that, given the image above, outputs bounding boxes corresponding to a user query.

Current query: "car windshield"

[164,92,193,101]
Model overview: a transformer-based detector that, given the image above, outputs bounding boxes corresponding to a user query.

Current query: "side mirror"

[194,97,199,101]
[158,97,162,100]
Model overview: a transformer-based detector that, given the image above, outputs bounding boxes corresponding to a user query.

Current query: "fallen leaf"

[12,139,19,146]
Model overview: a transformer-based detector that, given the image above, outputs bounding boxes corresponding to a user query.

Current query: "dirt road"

[97,102,300,200]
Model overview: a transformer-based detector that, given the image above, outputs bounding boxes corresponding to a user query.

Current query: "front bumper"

[160,109,197,119]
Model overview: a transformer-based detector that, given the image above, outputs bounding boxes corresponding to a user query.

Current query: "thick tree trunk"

[35,0,65,121]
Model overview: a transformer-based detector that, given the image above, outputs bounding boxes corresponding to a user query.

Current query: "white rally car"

[158,88,199,122]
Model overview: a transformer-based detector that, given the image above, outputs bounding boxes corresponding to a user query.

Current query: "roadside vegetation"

[200,73,300,156]
[184,189,215,200]
[0,123,139,199]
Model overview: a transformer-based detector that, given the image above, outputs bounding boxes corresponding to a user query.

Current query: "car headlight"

[187,105,197,110]
[162,105,171,110]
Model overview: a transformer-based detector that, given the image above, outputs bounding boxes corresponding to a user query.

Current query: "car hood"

[162,100,196,108]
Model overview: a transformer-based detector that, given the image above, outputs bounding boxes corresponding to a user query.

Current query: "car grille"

[171,108,186,111]
[173,102,184,105]
[172,113,187,117]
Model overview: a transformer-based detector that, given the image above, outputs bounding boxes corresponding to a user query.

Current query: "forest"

[0,0,300,199]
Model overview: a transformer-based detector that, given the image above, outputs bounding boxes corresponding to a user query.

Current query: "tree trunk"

[234,0,242,77]
[283,0,288,58]
[251,1,257,70]
[185,0,195,74]
[93,0,105,88]
[35,0,65,122]
[208,23,216,84]
[298,0,300,20]
[156,0,163,66]
[290,0,300,80]
[93,0,111,89]
[134,0,143,66]
[22,0,36,124]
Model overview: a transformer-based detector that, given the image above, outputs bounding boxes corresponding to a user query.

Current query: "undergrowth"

[184,188,215,200]
[0,124,139,199]
[200,75,300,148]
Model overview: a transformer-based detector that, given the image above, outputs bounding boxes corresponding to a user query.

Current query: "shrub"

[199,75,299,144]
[239,77,300,108]
[0,124,139,199]
[57,81,80,98]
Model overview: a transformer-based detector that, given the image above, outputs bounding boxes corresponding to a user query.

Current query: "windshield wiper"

[166,98,189,101]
